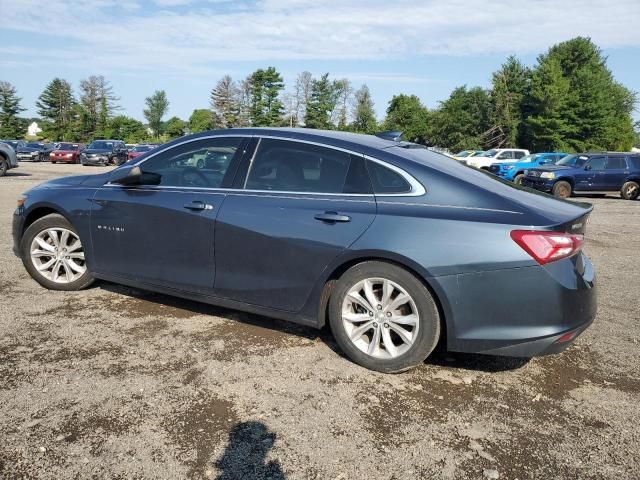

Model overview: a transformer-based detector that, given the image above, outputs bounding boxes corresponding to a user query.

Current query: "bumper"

[81,157,108,166]
[521,177,554,192]
[12,210,24,257]
[435,252,597,358]
[51,156,76,163]
[17,153,40,161]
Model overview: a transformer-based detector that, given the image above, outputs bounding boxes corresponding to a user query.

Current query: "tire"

[513,173,525,185]
[196,159,204,169]
[20,214,94,291]
[621,181,640,200]
[552,180,572,199]
[0,158,7,177]
[328,261,440,373]
[51,161,56,164]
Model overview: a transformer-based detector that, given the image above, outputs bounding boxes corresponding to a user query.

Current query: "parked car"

[521,152,640,200]
[453,150,484,161]
[125,144,137,152]
[127,144,154,160]
[0,139,26,152]
[467,148,530,170]
[489,152,567,184]
[0,142,19,176]
[50,143,84,164]
[17,142,54,162]
[12,128,597,373]
[80,140,128,166]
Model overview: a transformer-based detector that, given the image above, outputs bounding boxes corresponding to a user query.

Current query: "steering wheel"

[180,167,210,188]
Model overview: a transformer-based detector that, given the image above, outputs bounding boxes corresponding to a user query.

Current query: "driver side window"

[139,137,243,188]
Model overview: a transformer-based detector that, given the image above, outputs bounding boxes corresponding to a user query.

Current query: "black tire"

[621,181,640,200]
[196,159,204,169]
[51,161,56,164]
[513,173,525,185]
[20,214,94,291]
[552,180,572,199]
[0,158,7,177]
[328,261,440,373]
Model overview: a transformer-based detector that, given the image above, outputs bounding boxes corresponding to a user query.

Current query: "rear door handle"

[183,201,213,211]
[314,212,351,223]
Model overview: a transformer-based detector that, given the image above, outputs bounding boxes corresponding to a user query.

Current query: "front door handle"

[314,212,351,223]
[183,201,213,211]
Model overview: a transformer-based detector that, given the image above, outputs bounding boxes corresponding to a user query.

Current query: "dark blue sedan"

[12,129,597,372]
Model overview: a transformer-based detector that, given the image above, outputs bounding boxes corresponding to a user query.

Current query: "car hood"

[52,150,78,154]
[528,165,573,172]
[33,172,111,189]
[83,148,112,155]
[18,147,39,152]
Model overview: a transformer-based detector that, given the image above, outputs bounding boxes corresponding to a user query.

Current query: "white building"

[27,122,42,137]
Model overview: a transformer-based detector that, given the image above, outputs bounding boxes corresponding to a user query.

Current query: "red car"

[127,144,154,160]
[50,143,84,164]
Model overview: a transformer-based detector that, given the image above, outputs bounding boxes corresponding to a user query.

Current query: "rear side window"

[513,151,526,159]
[628,155,640,169]
[246,139,352,193]
[366,161,411,194]
[606,156,626,170]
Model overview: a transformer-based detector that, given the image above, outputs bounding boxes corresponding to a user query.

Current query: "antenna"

[375,131,403,142]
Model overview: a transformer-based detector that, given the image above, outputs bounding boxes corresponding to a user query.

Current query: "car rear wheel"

[51,161,56,164]
[513,173,525,185]
[0,158,7,177]
[621,181,639,200]
[21,214,94,291]
[329,261,440,373]
[552,180,572,199]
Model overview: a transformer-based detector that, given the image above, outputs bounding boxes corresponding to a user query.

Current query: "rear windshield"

[88,141,114,150]
[557,154,588,167]
[133,145,152,152]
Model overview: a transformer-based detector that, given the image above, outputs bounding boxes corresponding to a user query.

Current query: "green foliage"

[211,75,241,128]
[633,121,640,148]
[143,90,169,138]
[79,75,120,141]
[248,67,284,126]
[351,85,377,134]
[164,116,186,138]
[104,115,149,144]
[0,81,26,138]
[36,78,77,141]
[489,55,530,148]
[304,73,337,129]
[429,86,491,151]
[383,94,430,144]
[189,109,216,133]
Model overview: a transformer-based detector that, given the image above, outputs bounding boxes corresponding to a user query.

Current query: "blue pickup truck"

[489,152,566,184]
[521,152,640,200]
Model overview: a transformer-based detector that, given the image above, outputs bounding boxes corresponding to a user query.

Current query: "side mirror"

[110,165,161,186]
[584,165,592,171]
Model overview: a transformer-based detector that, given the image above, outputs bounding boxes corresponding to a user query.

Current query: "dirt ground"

[1,162,638,480]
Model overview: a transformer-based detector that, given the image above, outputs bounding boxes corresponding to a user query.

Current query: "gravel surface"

[1,162,639,479]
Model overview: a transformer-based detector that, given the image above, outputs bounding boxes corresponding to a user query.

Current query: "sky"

[1,0,640,123]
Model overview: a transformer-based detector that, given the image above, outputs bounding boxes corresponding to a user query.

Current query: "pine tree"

[79,75,120,139]
[351,85,377,134]
[143,90,169,139]
[248,67,284,127]
[36,78,76,141]
[0,81,26,138]
[304,73,337,129]
[211,75,241,128]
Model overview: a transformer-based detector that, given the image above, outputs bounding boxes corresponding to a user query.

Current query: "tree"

[304,73,337,129]
[0,81,26,138]
[79,75,120,139]
[36,78,76,141]
[488,56,530,148]
[429,86,491,151]
[164,116,186,138]
[211,75,241,128]
[189,109,216,133]
[248,67,285,126]
[351,85,377,134]
[633,121,640,148]
[383,94,430,144]
[287,71,313,127]
[104,115,148,143]
[332,78,353,130]
[143,90,169,138]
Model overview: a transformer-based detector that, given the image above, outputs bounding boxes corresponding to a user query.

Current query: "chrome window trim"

[112,133,426,197]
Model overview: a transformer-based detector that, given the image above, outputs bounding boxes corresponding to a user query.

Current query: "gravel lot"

[1,162,639,479]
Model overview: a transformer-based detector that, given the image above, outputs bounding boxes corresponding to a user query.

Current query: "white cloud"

[1,0,639,75]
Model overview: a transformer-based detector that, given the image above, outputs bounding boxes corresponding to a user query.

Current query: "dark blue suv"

[521,152,640,200]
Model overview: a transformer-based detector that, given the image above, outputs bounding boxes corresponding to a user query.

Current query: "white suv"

[467,148,530,170]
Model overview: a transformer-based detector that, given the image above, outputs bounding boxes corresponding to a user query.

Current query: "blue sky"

[1,0,639,123]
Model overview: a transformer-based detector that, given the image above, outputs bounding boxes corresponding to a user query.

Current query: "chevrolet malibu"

[12,129,597,372]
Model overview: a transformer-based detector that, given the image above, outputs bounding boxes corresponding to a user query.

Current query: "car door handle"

[183,201,213,211]
[314,212,351,223]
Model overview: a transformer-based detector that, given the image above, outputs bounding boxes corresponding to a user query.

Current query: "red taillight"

[510,230,584,265]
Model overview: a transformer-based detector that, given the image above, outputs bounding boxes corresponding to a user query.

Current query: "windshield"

[26,143,42,148]
[133,145,152,152]
[518,154,540,163]
[88,141,114,150]
[455,150,471,157]
[557,154,588,167]
[57,143,78,150]
[478,149,499,157]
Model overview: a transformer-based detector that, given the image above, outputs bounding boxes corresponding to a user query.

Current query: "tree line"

[0,37,638,151]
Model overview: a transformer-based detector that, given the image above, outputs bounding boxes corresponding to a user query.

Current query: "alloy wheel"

[30,228,86,283]
[341,278,419,359]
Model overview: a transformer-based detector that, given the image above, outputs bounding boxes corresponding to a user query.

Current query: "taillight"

[510,230,584,265]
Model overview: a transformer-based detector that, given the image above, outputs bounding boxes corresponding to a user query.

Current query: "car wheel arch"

[316,254,450,350]
[22,206,71,235]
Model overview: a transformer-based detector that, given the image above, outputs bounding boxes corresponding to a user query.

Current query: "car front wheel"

[552,180,572,199]
[0,158,7,177]
[329,261,440,373]
[21,214,94,291]
[621,181,639,200]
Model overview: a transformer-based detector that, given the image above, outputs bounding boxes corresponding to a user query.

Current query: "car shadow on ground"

[97,281,530,374]
[214,421,285,480]
[3,171,32,177]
